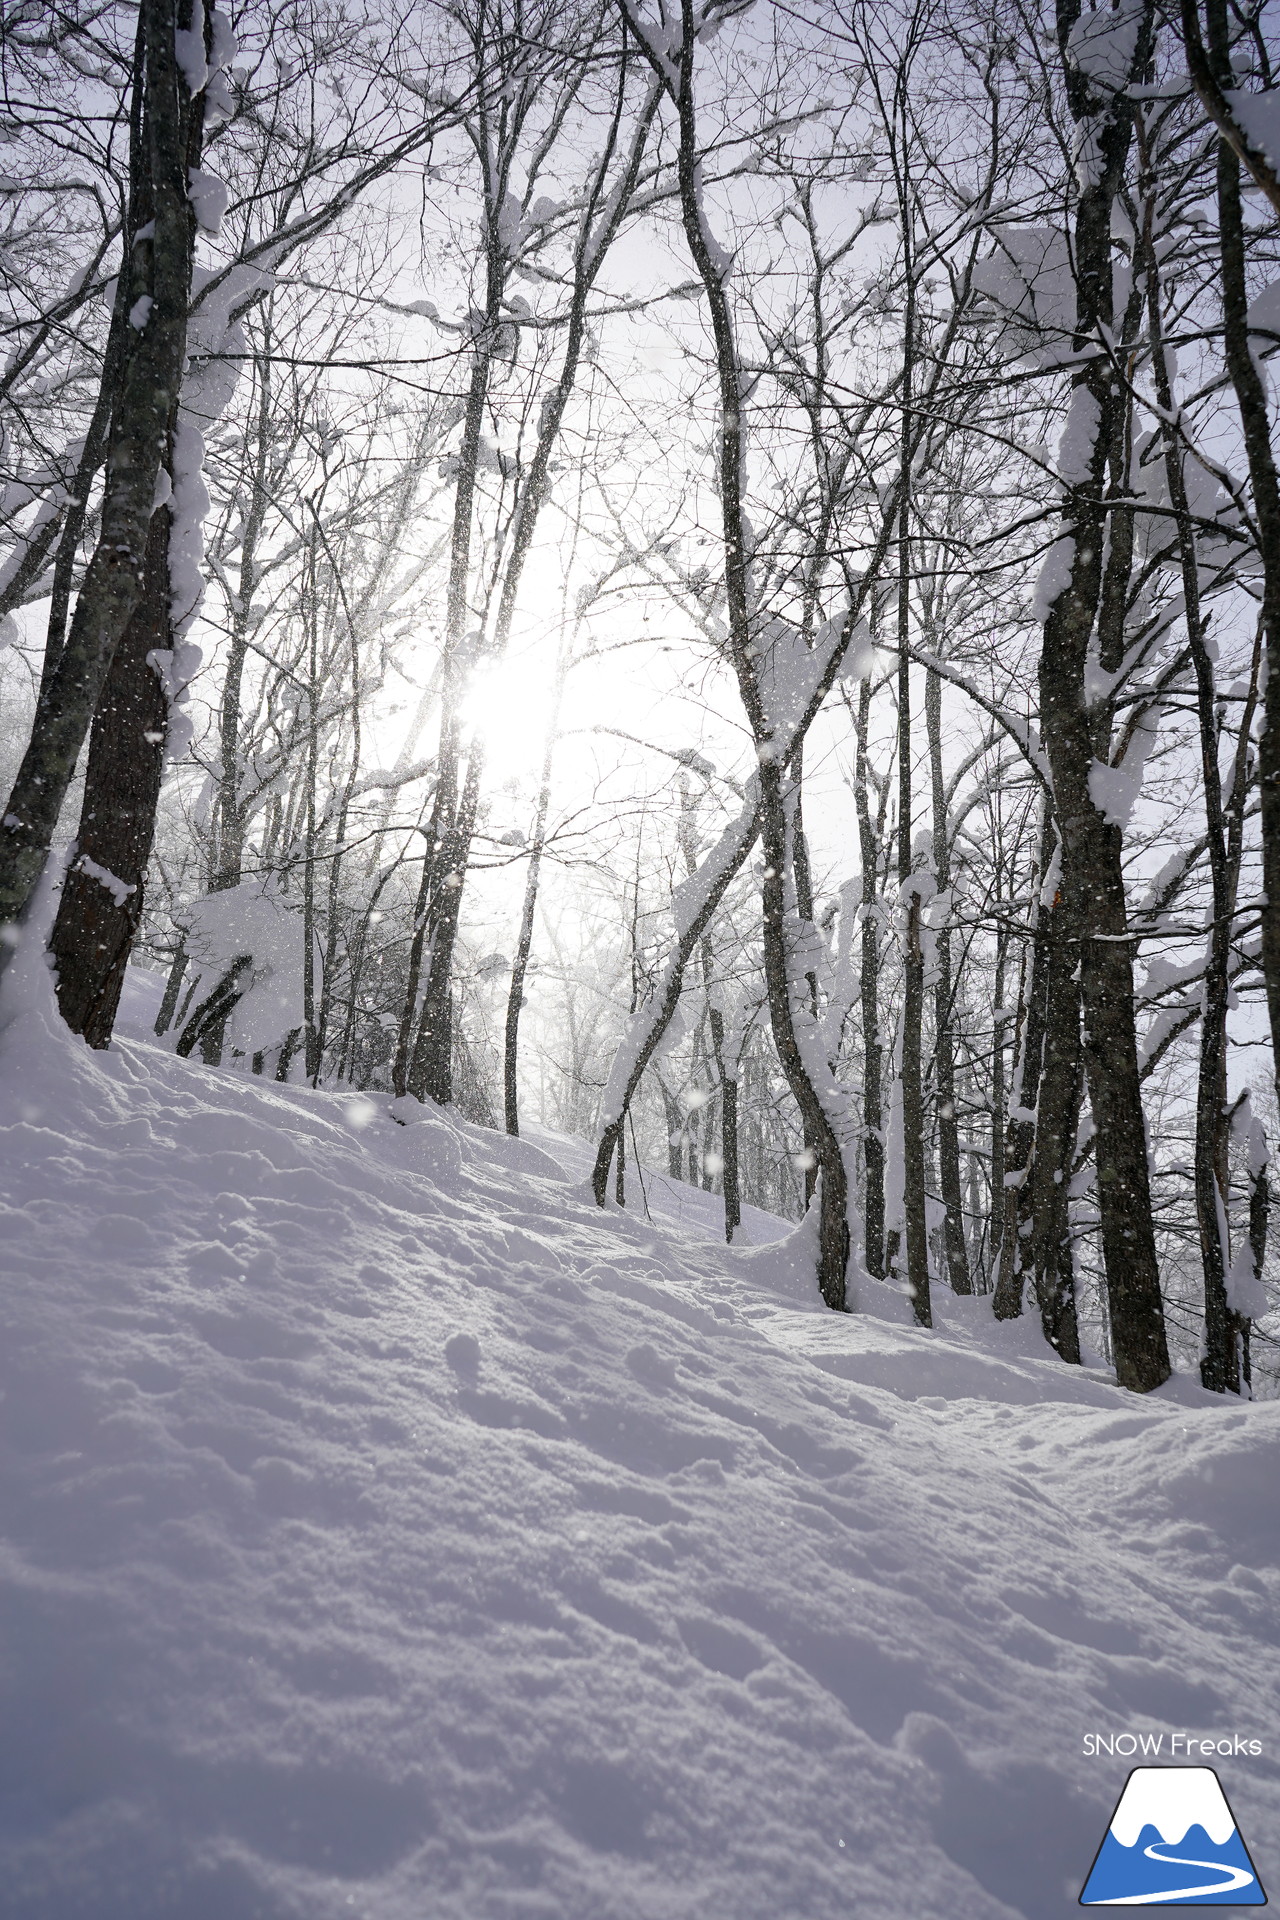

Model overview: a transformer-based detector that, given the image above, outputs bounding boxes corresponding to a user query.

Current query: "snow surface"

[2,966,1279,1919]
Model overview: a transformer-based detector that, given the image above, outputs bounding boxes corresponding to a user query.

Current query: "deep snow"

[1,964,1278,1919]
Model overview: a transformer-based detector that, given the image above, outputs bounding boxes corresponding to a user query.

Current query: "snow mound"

[177,879,305,1055]
[1,984,1278,1919]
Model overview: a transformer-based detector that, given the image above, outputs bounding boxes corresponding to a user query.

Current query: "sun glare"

[462,652,555,778]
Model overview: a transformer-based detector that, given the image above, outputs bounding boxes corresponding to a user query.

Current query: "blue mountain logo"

[1081,1766,1266,1905]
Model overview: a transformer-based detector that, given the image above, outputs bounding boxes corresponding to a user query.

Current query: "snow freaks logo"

[1079,1766,1266,1906]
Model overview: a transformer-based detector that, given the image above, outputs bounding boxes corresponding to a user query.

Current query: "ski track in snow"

[1134,1843,1253,1901]
[0,970,1277,1919]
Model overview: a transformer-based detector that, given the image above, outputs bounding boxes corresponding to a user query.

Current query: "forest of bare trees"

[2,0,1279,1394]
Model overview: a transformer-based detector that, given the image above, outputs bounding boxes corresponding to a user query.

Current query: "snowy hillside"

[2,971,1278,1920]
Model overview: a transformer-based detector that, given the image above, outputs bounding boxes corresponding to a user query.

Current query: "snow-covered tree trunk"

[591,785,760,1203]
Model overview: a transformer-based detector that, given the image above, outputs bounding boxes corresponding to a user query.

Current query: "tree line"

[0,0,1277,1395]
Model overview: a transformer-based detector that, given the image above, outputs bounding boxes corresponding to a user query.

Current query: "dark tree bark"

[1036,0,1169,1391]
[154,942,187,1037]
[393,304,494,1101]
[1136,128,1242,1391]
[1244,1133,1268,1392]
[1192,0,1280,1204]
[988,895,1010,1293]
[49,504,173,1043]
[410,746,480,1101]
[0,0,208,980]
[926,663,972,1293]
[301,532,322,1082]
[37,275,133,698]
[854,673,886,1277]
[994,811,1054,1320]
[898,881,931,1326]
[1025,887,1083,1364]
[614,0,849,1307]
[677,772,741,1238]
[714,1019,742,1243]
[174,954,250,1058]
[41,0,211,1038]
[894,303,930,1328]
[503,646,569,1134]
[790,743,820,1208]
[212,344,273,894]
[657,1076,686,1180]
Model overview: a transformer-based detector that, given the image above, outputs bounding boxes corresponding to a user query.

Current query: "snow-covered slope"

[2,970,1278,1920]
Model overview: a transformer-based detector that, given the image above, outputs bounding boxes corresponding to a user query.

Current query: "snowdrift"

[1,970,1278,1919]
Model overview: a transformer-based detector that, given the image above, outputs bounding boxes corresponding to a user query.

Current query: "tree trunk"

[175,954,251,1058]
[1036,0,1169,1392]
[1245,1131,1268,1393]
[895,303,930,1328]
[854,673,886,1276]
[37,274,133,697]
[716,1034,741,1244]
[590,800,759,1205]
[411,743,481,1102]
[926,662,972,1293]
[49,503,173,1043]
[899,882,931,1326]
[410,52,656,1110]
[1137,144,1237,1389]
[1025,889,1083,1364]
[1193,0,1280,1300]
[154,942,187,1037]
[0,0,206,981]
[658,1077,685,1180]
[622,5,850,1307]
[988,916,1009,1292]
[503,639,570,1133]
[994,811,1054,1319]
[44,1,210,1039]
[758,763,850,1309]
[393,284,496,1102]
[679,773,741,1240]
[790,742,819,1207]
[213,342,273,893]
